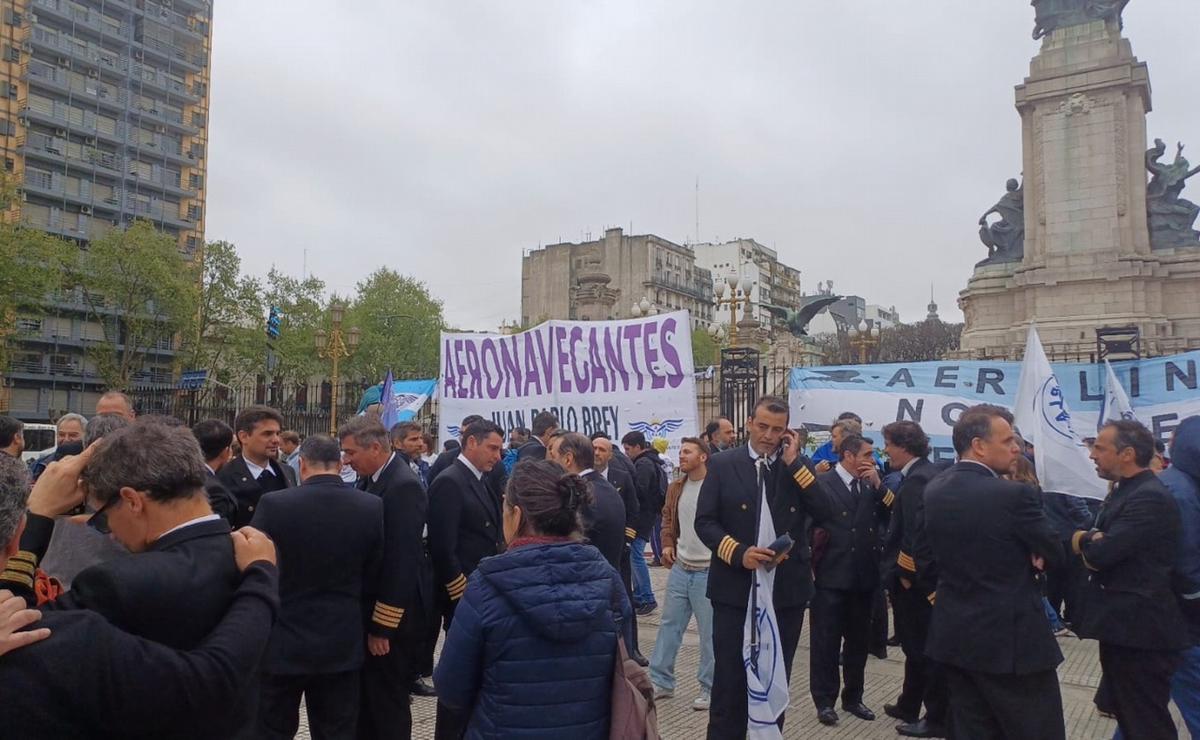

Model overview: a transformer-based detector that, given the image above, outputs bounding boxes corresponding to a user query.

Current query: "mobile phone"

[763,533,794,571]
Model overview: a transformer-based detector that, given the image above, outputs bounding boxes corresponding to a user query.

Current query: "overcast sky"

[205,1,1200,331]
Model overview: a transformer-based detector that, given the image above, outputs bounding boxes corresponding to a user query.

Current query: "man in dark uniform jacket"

[1074,420,1188,739]
[808,433,894,726]
[592,432,646,663]
[0,419,256,737]
[924,405,1065,740]
[695,395,831,739]
[251,435,384,740]
[0,447,282,740]
[427,419,507,740]
[218,405,297,527]
[338,417,432,740]
[193,418,239,524]
[878,421,947,738]
[429,414,507,497]
[514,410,558,465]
[549,430,625,570]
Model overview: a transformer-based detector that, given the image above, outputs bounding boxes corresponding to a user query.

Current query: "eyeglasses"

[86,497,120,535]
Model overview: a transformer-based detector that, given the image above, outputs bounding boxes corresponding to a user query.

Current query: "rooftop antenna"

[302,249,307,281]
[695,176,700,244]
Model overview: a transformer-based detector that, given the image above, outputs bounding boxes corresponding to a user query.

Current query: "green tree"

[74,220,199,388]
[346,268,445,382]
[691,327,720,367]
[178,240,265,389]
[0,178,74,372]
[262,268,327,387]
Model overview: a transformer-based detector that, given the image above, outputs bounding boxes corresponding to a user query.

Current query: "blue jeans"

[650,516,663,562]
[1042,597,1066,631]
[649,564,714,692]
[631,537,656,607]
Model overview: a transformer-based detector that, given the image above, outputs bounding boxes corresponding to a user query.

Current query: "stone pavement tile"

[298,562,1186,739]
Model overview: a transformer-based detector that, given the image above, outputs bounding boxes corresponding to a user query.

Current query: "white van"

[20,423,58,464]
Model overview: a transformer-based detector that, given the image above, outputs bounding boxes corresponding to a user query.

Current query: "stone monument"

[957,1,1200,357]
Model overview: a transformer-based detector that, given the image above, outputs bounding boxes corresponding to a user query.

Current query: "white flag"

[1099,360,1138,428]
[744,459,788,739]
[1013,326,1108,500]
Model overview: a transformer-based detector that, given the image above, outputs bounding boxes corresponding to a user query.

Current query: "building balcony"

[30,0,131,45]
[129,105,198,136]
[135,0,208,41]
[133,33,206,72]
[24,66,130,117]
[130,62,200,102]
[27,25,132,80]
[645,271,715,303]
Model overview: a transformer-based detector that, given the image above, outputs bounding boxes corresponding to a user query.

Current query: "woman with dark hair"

[434,460,632,738]
[1006,455,1073,636]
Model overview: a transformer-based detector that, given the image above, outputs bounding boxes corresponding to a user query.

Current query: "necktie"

[257,469,273,483]
[851,479,861,496]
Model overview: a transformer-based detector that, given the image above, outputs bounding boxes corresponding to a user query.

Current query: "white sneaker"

[653,685,674,700]
[692,690,711,711]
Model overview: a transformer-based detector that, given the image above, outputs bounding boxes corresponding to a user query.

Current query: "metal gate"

[719,347,761,442]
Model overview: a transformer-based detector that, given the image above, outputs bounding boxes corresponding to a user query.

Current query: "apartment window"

[186,204,202,222]
[191,111,205,128]
[2,81,16,98]
[15,317,42,334]
[3,45,18,62]
[188,172,202,190]
[4,9,20,25]
[0,119,13,136]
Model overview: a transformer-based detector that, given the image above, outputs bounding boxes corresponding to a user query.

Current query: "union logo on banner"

[628,418,684,438]
[1037,376,1087,447]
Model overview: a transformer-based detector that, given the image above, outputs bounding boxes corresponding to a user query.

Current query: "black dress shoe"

[409,677,437,697]
[817,707,839,726]
[883,703,919,723]
[631,651,649,667]
[842,701,876,721]
[897,718,948,738]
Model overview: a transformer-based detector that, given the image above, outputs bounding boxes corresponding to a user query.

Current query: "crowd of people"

[0,389,1197,740]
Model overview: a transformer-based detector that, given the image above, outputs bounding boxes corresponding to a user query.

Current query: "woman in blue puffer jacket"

[435,460,633,739]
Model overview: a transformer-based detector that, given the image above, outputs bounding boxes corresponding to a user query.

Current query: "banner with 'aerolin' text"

[789,351,1200,463]
[438,311,698,456]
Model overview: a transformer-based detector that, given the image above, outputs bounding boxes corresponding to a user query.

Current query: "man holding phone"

[695,395,831,738]
[808,433,896,727]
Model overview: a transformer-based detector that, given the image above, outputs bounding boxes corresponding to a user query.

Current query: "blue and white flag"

[744,458,788,739]
[379,374,437,430]
[1013,326,1107,499]
[1100,359,1138,428]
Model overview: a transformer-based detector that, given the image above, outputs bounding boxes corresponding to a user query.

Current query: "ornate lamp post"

[314,301,361,435]
[629,296,660,318]
[713,273,753,346]
[707,322,727,345]
[847,320,881,364]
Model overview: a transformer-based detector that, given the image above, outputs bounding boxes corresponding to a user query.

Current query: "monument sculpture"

[978,178,1025,261]
[1032,0,1129,39]
[762,295,842,338]
[956,1,1200,358]
[1146,139,1200,250]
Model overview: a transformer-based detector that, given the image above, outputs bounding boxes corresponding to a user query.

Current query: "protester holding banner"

[694,395,831,738]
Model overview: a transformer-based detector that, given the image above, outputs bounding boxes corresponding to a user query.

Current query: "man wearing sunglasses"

[0,446,283,739]
[0,419,254,735]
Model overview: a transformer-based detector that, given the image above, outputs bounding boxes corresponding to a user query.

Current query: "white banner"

[438,311,698,458]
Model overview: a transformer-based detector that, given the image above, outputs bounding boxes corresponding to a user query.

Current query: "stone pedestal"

[958,19,1200,357]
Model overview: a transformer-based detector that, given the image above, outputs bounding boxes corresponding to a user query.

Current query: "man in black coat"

[217,405,297,527]
[621,430,666,616]
[924,405,1065,740]
[429,414,507,498]
[808,433,894,726]
[878,421,947,738]
[592,432,646,663]
[695,395,831,738]
[193,418,239,525]
[427,419,507,739]
[548,430,625,570]
[0,446,282,740]
[338,417,433,740]
[251,434,384,740]
[1074,420,1189,739]
[514,410,558,465]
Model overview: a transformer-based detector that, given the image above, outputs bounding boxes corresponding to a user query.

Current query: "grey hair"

[85,413,131,447]
[84,420,207,504]
[0,453,31,546]
[337,416,389,450]
[831,419,862,436]
[57,412,88,432]
[299,435,342,468]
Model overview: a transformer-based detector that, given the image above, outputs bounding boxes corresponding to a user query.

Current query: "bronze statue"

[1032,0,1129,40]
[1146,139,1200,250]
[979,178,1025,261]
[762,295,842,338]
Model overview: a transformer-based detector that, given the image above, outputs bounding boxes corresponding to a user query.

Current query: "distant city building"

[926,286,940,322]
[0,0,213,420]
[866,304,901,329]
[521,227,714,329]
[691,238,803,334]
[804,281,867,335]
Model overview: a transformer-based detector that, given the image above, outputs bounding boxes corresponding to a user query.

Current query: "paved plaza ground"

[300,562,1188,739]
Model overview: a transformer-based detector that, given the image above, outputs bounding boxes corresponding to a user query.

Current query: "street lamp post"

[847,320,881,364]
[315,301,361,435]
[629,296,660,318]
[713,273,753,346]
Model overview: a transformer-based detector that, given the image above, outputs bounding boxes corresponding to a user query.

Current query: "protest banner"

[438,311,698,457]
[789,350,1200,463]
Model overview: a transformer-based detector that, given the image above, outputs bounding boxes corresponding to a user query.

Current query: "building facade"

[521,227,714,329]
[691,238,803,334]
[0,0,212,420]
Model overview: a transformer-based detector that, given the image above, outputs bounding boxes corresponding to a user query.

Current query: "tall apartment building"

[521,227,714,329]
[0,0,212,420]
[691,238,804,334]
